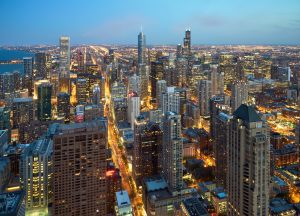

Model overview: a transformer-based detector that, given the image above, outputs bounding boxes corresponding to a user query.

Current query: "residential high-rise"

[57,92,70,121]
[183,29,191,57]
[0,71,20,99]
[127,92,140,128]
[37,83,52,121]
[150,61,164,98]
[92,84,101,105]
[227,104,270,216]
[133,116,162,186]
[138,31,146,65]
[162,112,183,191]
[231,81,248,112]
[52,119,107,216]
[210,65,224,96]
[160,87,180,114]
[156,80,167,106]
[128,74,141,96]
[20,138,53,211]
[197,80,212,116]
[213,112,232,188]
[35,52,47,79]
[139,64,149,101]
[0,107,11,142]
[23,57,34,96]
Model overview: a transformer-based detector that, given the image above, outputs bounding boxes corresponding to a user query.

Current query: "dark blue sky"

[1,0,300,45]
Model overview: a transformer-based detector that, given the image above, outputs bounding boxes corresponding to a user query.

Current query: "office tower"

[176,44,183,59]
[197,80,212,116]
[84,104,104,121]
[37,83,52,121]
[0,71,20,99]
[175,58,188,87]
[271,65,291,82]
[127,92,140,128]
[174,87,187,115]
[138,31,146,65]
[183,29,191,57]
[210,65,224,96]
[160,87,180,115]
[35,52,47,79]
[156,80,167,106]
[162,112,183,191]
[231,80,248,112]
[59,36,70,71]
[111,81,127,99]
[133,116,162,186]
[57,92,70,121]
[150,61,164,98]
[115,191,133,216]
[213,112,232,188]
[33,80,50,100]
[20,138,52,211]
[76,78,88,104]
[149,109,162,124]
[227,104,270,216]
[23,57,34,96]
[52,119,107,216]
[12,98,34,128]
[92,84,101,105]
[0,107,11,143]
[139,64,149,101]
[106,164,121,215]
[128,74,141,96]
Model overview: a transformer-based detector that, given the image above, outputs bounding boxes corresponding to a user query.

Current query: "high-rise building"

[227,104,270,216]
[156,80,167,106]
[213,112,232,188]
[57,92,70,121]
[0,107,11,142]
[133,116,162,186]
[128,74,141,96]
[231,81,248,112]
[183,29,191,57]
[59,36,70,71]
[52,119,107,215]
[138,31,146,65]
[176,44,183,59]
[197,80,212,116]
[162,112,183,191]
[37,83,52,121]
[0,71,20,99]
[35,52,47,79]
[160,87,180,115]
[139,64,149,101]
[127,92,140,128]
[20,138,53,211]
[23,57,34,96]
[92,84,101,105]
[210,65,224,96]
[76,78,88,104]
[150,61,164,98]
[12,98,34,128]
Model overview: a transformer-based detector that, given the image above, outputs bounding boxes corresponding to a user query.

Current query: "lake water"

[0,49,34,74]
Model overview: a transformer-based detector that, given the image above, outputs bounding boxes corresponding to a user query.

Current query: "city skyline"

[1,0,300,45]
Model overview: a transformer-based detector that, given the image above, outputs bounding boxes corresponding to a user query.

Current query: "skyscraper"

[162,112,183,191]
[0,107,11,143]
[128,74,141,96]
[20,138,53,211]
[12,98,34,128]
[52,119,107,216]
[57,92,70,121]
[160,87,180,115]
[138,31,146,65]
[59,36,70,71]
[156,80,167,106]
[210,65,224,96]
[213,112,232,188]
[183,29,191,57]
[227,104,270,216]
[133,116,162,186]
[76,78,88,104]
[150,61,164,98]
[35,52,47,79]
[139,64,149,102]
[92,84,101,105]
[37,83,52,121]
[127,92,140,128]
[197,80,212,116]
[0,72,20,99]
[23,57,34,96]
[231,80,248,112]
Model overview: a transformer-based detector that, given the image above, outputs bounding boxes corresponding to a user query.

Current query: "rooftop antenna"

[141,25,143,33]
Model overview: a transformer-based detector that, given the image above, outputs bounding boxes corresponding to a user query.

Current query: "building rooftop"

[270,198,295,214]
[233,104,261,122]
[182,197,209,216]
[145,178,168,192]
[0,190,24,216]
[116,190,130,207]
[13,97,33,103]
